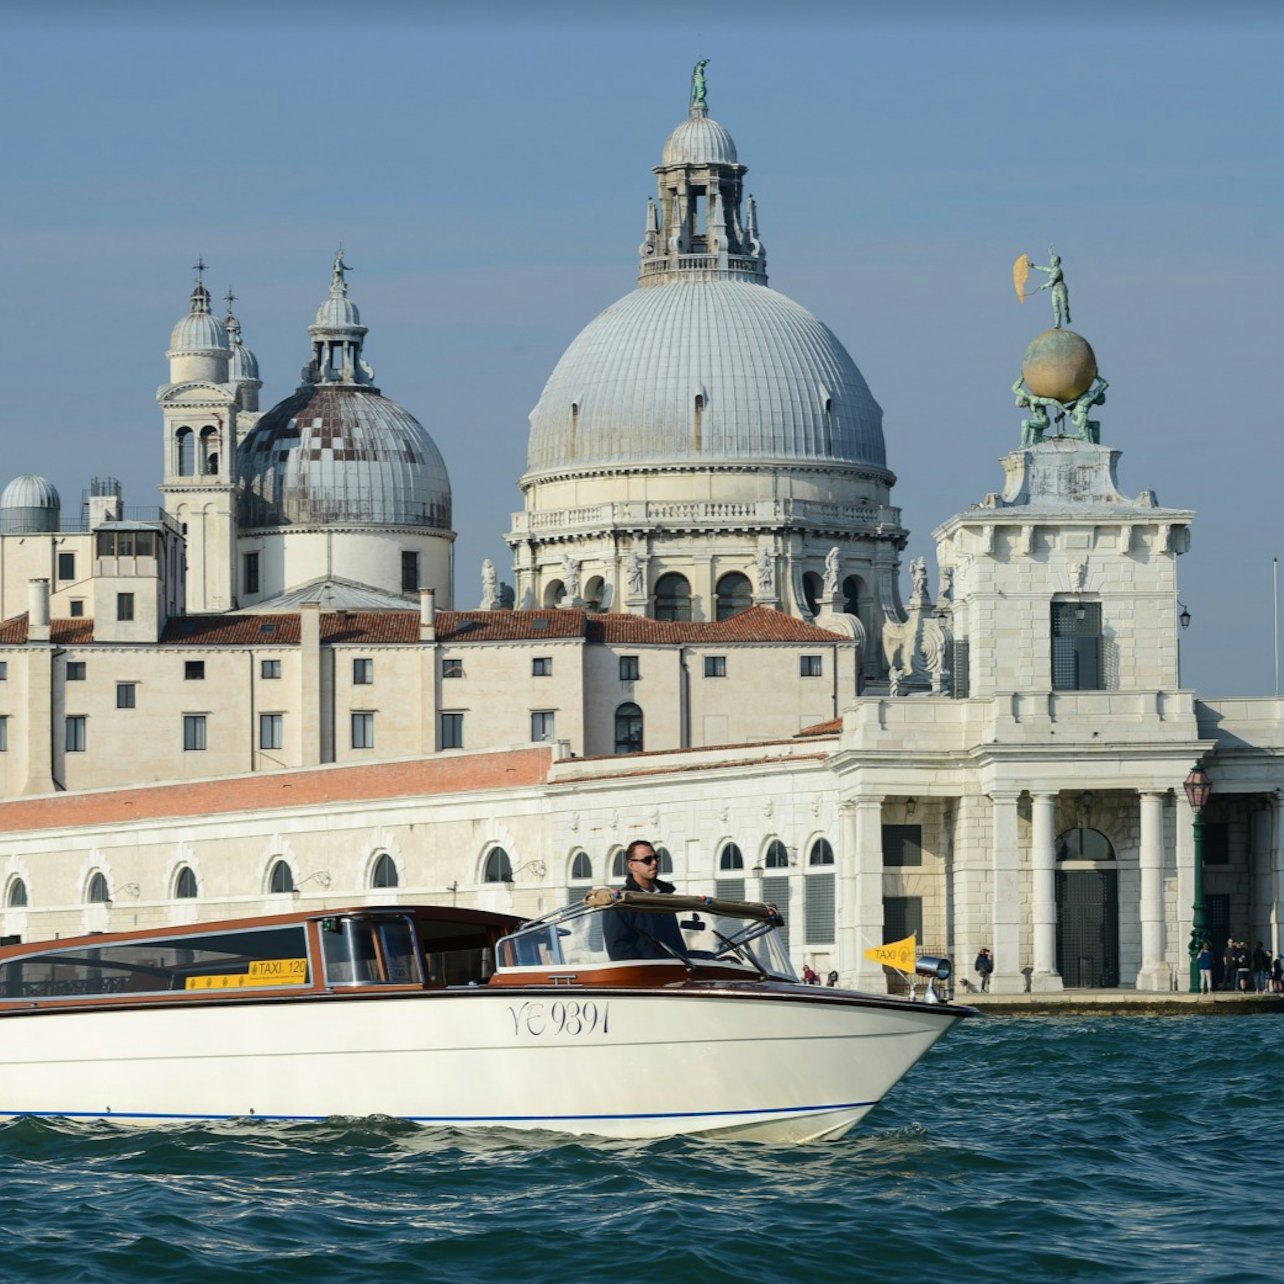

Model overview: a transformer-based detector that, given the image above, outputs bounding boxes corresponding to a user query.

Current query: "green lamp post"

[1184,760,1212,992]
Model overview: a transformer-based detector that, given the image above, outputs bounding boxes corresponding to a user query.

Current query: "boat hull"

[0,985,964,1141]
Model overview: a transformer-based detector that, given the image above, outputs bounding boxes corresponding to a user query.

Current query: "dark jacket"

[602,875,686,961]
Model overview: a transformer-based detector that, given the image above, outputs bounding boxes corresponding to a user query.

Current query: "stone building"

[0,76,1279,993]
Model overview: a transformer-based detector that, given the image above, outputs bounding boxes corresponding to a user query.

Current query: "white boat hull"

[0,986,963,1141]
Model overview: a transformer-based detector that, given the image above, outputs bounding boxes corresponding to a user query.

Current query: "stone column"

[1174,794,1196,976]
[1137,790,1169,991]
[989,791,1023,993]
[1272,790,1284,956]
[839,796,886,992]
[1030,792,1063,991]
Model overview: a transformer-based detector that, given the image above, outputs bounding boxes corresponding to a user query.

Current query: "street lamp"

[1183,760,1212,992]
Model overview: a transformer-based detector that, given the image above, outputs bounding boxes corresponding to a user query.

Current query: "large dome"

[236,385,451,530]
[525,277,886,475]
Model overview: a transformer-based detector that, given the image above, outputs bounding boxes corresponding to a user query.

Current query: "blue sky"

[1,1,1280,694]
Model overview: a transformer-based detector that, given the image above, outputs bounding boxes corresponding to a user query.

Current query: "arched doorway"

[1055,826,1120,987]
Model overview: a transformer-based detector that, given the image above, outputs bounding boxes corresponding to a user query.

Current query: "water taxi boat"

[0,890,971,1142]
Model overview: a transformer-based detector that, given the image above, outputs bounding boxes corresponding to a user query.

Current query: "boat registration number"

[506,999,610,1038]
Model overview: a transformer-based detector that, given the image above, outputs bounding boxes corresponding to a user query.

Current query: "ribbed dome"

[228,336,260,382]
[1,474,60,509]
[662,110,738,166]
[236,385,451,530]
[169,309,228,354]
[0,475,60,533]
[525,278,885,474]
[315,292,360,329]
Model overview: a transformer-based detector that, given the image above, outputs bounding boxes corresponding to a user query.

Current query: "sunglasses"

[630,854,659,865]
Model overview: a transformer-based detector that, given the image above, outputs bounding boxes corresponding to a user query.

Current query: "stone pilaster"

[839,796,886,991]
[1137,790,1169,991]
[989,790,1024,993]
[1030,792,1063,991]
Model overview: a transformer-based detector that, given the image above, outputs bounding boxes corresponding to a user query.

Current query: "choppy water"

[0,1014,1280,1281]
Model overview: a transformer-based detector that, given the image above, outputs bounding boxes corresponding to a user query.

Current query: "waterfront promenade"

[962,990,1284,1015]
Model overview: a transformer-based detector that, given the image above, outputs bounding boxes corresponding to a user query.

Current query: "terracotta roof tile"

[435,610,587,643]
[796,717,842,737]
[591,606,845,645]
[160,615,303,645]
[0,616,95,645]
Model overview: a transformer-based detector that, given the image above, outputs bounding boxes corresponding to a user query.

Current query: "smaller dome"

[1,474,60,509]
[227,319,260,382]
[0,475,61,533]
[168,281,229,355]
[662,108,738,166]
[315,292,360,329]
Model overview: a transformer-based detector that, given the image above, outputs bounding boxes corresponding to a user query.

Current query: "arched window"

[174,866,198,899]
[719,843,744,871]
[176,428,195,477]
[842,575,863,618]
[269,859,295,894]
[570,851,593,881]
[654,573,691,622]
[1056,828,1117,861]
[765,840,790,869]
[484,847,513,882]
[655,846,674,875]
[615,702,644,755]
[610,849,626,879]
[543,579,565,609]
[802,572,823,615]
[693,393,704,451]
[715,572,752,620]
[87,872,110,903]
[200,427,219,476]
[582,576,605,612]
[809,838,835,866]
[7,877,28,908]
[371,853,399,889]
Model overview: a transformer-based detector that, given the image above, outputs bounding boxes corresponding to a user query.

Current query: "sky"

[1,0,1280,695]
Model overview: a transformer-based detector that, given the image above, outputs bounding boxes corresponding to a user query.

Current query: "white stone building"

[0,81,1279,994]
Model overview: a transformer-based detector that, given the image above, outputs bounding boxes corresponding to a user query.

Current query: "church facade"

[0,82,1279,993]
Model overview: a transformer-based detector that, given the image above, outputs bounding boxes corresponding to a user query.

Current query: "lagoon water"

[0,1014,1280,1282]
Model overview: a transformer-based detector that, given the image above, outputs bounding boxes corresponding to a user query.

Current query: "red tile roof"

[796,717,842,738]
[590,606,844,644]
[0,617,95,645]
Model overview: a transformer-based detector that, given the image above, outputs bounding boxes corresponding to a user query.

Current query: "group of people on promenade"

[1196,939,1284,994]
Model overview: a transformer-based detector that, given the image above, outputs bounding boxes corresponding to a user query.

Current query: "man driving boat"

[603,839,687,961]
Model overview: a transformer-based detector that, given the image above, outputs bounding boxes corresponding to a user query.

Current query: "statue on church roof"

[691,59,709,110]
[1070,376,1108,444]
[1031,248,1070,329]
[331,248,351,293]
[481,558,499,610]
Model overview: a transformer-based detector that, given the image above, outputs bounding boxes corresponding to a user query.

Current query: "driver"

[603,839,686,961]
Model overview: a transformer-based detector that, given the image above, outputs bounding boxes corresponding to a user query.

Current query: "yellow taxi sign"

[184,959,308,991]
[864,935,917,972]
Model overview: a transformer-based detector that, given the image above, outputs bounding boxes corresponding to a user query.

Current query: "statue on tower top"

[1015,247,1070,329]
[691,59,709,110]
[331,247,351,293]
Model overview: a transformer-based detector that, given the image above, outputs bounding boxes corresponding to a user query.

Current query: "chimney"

[27,579,50,644]
[419,587,436,641]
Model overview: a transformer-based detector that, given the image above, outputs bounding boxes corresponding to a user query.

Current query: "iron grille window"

[883,824,923,867]
[762,875,791,951]
[715,878,746,901]
[1051,601,1103,691]
[805,871,836,944]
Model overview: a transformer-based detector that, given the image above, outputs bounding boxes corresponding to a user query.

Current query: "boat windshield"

[320,914,423,987]
[496,891,797,982]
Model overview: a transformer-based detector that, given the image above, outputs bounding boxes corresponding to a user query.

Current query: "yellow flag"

[1013,253,1030,302]
[864,934,917,971]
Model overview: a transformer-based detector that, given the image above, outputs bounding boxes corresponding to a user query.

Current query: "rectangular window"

[0,717,7,752]
[441,657,464,679]
[65,715,86,753]
[260,659,281,679]
[117,593,135,622]
[804,872,836,944]
[1051,601,1103,691]
[531,710,555,741]
[259,713,283,751]
[704,656,726,678]
[351,711,375,749]
[185,661,205,680]
[70,600,85,618]
[353,658,374,685]
[883,824,924,867]
[0,662,7,680]
[800,655,823,677]
[57,552,75,581]
[440,712,464,750]
[401,550,420,593]
[183,714,206,751]
[619,655,640,682]
[243,552,260,596]
[66,661,86,681]
[116,683,136,709]
[532,657,552,677]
